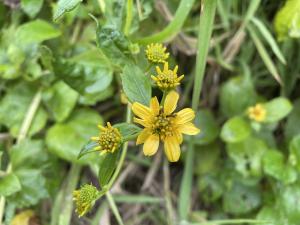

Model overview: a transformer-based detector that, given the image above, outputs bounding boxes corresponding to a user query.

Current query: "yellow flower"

[91,122,122,154]
[73,184,99,217]
[151,62,184,90]
[132,91,200,162]
[145,43,169,63]
[247,104,266,122]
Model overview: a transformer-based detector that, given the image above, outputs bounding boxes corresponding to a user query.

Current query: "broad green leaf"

[262,149,297,184]
[289,134,300,171]
[220,75,256,117]
[99,151,118,188]
[274,0,300,40]
[285,99,300,141]
[195,143,220,175]
[223,181,261,215]
[0,82,47,138]
[279,183,300,223]
[256,206,283,225]
[227,137,268,177]
[264,97,292,123]
[221,116,251,143]
[79,86,114,106]
[16,19,61,45]
[251,17,286,64]
[43,81,78,122]
[21,0,44,18]
[8,169,48,207]
[78,141,99,159]
[55,49,113,96]
[197,173,223,203]
[0,173,21,196]
[114,123,142,140]
[121,64,151,105]
[46,108,103,164]
[53,0,83,21]
[10,139,47,170]
[194,109,219,145]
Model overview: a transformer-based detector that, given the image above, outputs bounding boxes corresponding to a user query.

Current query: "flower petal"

[143,134,159,156]
[132,102,153,120]
[174,130,183,144]
[176,108,195,124]
[134,117,151,128]
[177,122,200,135]
[150,97,160,116]
[136,128,151,144]
[164,91,179,115]
[164,136,181,162]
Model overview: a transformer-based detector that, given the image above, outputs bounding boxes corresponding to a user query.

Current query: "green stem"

[136,0,196,44]
[179,0,217,221]
[0,89,42,225]
[124,0,133,36]
[188,219,269,225]
[106,192,125,225]
[56,164,81,225]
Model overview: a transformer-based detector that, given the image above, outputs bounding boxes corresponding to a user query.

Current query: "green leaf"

[264,97,293,123]
[262,149,297,184]
[96,24,134,67]
[195,143,220,175]
[16,19,61,45]
[194,109,219,145]
[53,0,83,21]
[10,139,47,170]
[77,141,98,159]
[46,108,103,165]
[221,116,251,143]
[114,123,142,140]
[99,151,118,188]
[223,181,261,215]
[220,75,256,117]
[55,49,113,96]
[0,173,21,197]
[0,82,47,138]
[289,134,300,171]
[8,169,48,207]
[256,206,283,225]
[227,137,268,177]
[121,64,151,105]
[43,81,78,122]
[21,0,44,18]
[274,0,300,40]
[197,173,223,203]
[285,99,300,141]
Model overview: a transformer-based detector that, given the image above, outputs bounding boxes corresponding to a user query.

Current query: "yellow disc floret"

[145,43,169,63]
[73,184,99,217]
[91,122,122,154]
[247,104,266,122]
[151,62,184,90]
[132,91,200,162]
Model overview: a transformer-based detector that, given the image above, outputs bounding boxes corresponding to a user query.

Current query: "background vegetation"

[0,0,300,224]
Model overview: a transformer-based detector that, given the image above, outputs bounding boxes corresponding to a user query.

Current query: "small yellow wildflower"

[145,43,169,63]
[151,62,184,90]
[91,122,122,154]
[73,184,99,217]
[247,104,266,122]
[132,91,200,162]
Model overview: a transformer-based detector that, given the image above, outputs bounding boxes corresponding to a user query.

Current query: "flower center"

[98,128,121,152]
[152,111,175,140]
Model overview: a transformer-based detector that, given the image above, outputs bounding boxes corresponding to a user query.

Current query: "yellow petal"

[143,134,159,156]
[177,122,200,135]
[150,97,160,116]
[164,91,179,115]
[173,65,178,74]
[164,136,181,162]
[134,117,151,128]
[132,102,153,120]
[163,62,169,71]
[136,129,151,145]
[174,130,183,144]
[156,66,162,74]
[176,108,195,124]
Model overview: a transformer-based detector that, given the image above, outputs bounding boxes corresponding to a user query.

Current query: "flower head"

[247,104,266,122]
[91,122,122,154]
[132,91,200,162]
[145,43,169,64]
[73,184,99,217]
[151,62,184,91]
